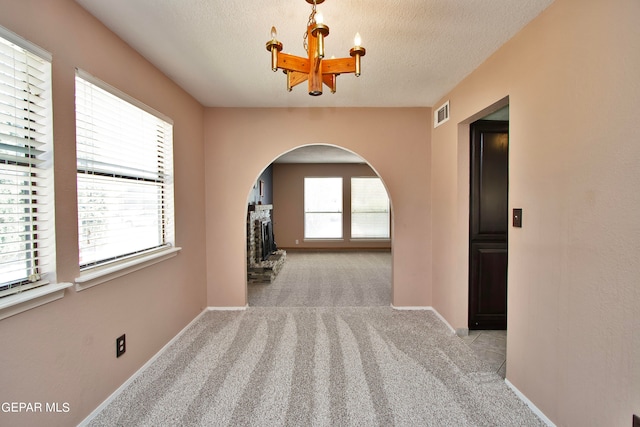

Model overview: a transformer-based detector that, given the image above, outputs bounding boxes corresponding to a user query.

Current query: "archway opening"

[245,144,394,307]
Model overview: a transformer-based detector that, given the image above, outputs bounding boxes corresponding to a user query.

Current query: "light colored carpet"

[89,308,543,426]
[88,252,544,426]
[248,251,392,307]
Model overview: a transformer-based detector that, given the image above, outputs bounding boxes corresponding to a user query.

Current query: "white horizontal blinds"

[351,177,390,238]
[0,30,53,297]
[304,177,342,239]
[75,72,174,269]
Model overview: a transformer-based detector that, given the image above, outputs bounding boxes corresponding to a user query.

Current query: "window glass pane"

[351,212,390,238]
[351,177,390,239]
[304,177,342,239]
[305,213,342,239]
[304,177,342,212]
[0,168,36,285]
[77,175,163,266]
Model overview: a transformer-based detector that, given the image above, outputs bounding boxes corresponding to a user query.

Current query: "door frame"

[455,96,510,334]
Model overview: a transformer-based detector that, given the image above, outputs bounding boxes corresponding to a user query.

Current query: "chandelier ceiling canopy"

[266,0,365,96]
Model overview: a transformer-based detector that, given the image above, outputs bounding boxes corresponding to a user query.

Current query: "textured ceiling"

[275,145,365,164]
[74,0,555,108]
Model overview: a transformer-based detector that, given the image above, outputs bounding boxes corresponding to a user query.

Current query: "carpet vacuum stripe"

[89,308,545,426]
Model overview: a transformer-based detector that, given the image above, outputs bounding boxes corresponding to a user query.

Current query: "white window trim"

[75,69,176,286]
[75,246,181,291]
[75,69,172,124]
[304,177,344,240]
[350,177,391,239]
[0,25,67,321]
[0,25,51,61]
[0,282,73,321]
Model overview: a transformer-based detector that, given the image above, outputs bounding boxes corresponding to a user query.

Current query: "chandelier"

[266,0,366,96]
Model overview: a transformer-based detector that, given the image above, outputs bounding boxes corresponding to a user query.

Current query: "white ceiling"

[74,0,555,109]
[275,145,365,164]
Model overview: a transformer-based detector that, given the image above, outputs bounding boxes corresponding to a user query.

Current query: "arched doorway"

[245,144,394,307]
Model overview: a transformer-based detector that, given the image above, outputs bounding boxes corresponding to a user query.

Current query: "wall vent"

[434,100,450,128]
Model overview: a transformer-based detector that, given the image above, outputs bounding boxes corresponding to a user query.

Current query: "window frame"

[74,70,180,291]
[0,25,71,320]
[350,176,391,240]
[303,176,344,240]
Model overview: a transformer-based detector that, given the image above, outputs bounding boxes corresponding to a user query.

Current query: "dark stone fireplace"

[247,204,286,283]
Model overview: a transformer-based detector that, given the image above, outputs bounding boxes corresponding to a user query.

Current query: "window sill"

[349,238,391,242]
[75,246,182,291]
[0,282,73,321]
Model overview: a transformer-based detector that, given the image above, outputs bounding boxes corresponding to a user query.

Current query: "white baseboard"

[505,379,556,426]
[390,305,431,311]
[390,304,457,335]
[78,308,209,426]
[207,304,248,311]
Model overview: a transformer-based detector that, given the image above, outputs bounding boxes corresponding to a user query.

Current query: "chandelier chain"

[303,0,318,53]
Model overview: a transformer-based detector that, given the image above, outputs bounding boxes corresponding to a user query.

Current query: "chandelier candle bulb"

[265,26,282,71]
[349,33,365,77]
[311,16,329,59]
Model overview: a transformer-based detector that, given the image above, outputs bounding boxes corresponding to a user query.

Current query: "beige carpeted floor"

[248,251,392,307]
[88,252,544,426]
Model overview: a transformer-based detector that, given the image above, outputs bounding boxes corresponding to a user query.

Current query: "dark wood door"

[469,120,509,330]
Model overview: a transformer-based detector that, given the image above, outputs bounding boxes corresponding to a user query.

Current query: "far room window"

[351,177,390,239]
[304,177,342,239]
[0,28,55,298]
[75,71,175,270]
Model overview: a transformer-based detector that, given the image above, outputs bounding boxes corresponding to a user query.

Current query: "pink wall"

[430,0,640,424]
[0,0,207,425]
[273,162,392,250]
[204,108,431,308]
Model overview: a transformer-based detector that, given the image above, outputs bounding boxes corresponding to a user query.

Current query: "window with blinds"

[75,71,174,270]
[304,177,343,239]
[0,29,53,298]
[351,177,390,239]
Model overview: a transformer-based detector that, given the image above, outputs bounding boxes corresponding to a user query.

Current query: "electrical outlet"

[116,334,126,358]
